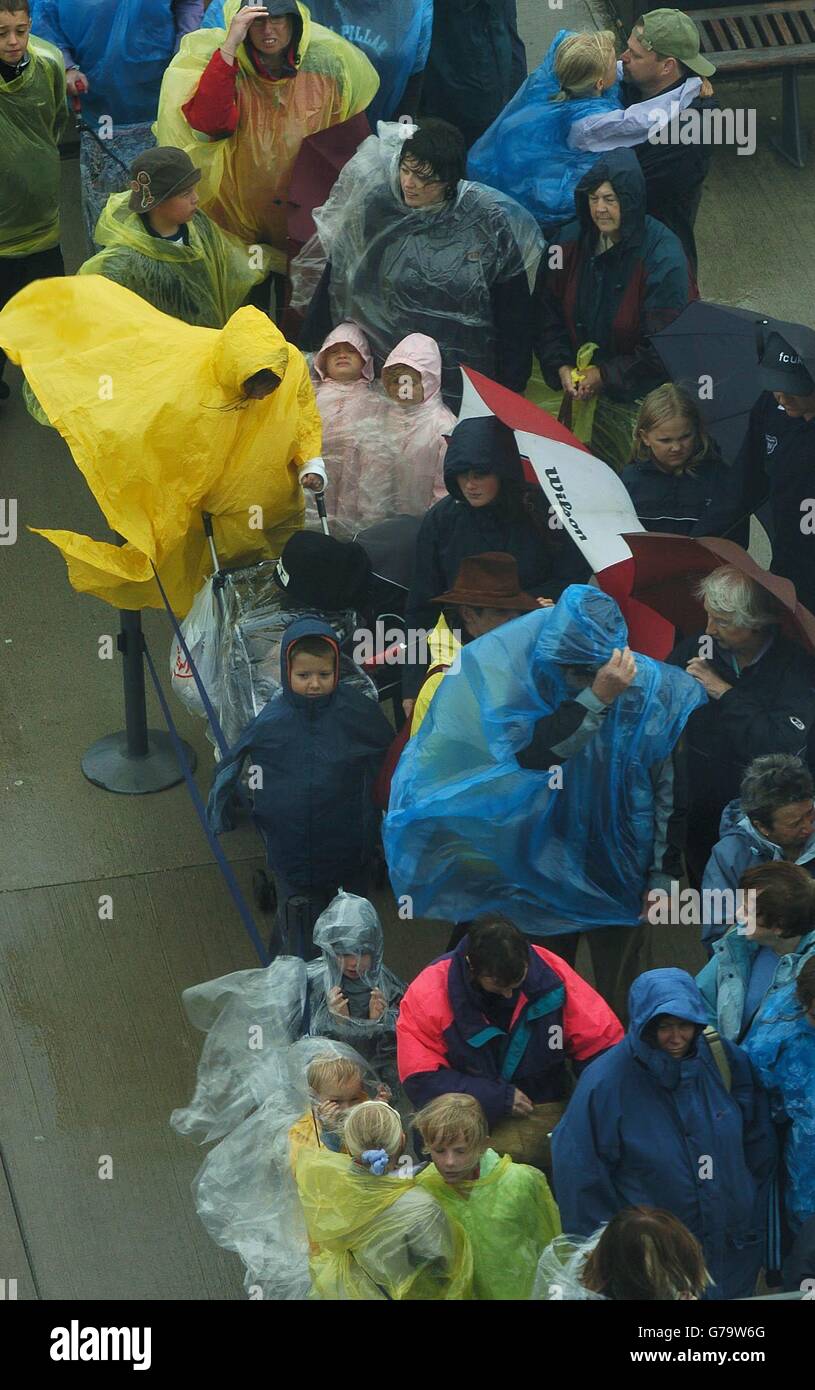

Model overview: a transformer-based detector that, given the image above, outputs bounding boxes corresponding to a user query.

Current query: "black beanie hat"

[273,531,372,610]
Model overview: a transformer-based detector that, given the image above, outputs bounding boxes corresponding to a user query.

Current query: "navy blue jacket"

[620,450,720,536]
[551,969,777,1300]
[207,617,393,889]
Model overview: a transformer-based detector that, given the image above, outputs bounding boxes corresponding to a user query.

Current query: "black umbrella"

[651,301,815,461]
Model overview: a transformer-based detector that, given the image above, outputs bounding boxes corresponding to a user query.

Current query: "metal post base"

[81,729,196,794]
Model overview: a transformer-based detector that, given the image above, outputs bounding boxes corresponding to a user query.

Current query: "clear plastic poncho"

[383,585,707,935]
[192,1036,379,1300]
[309,892,405,1092]
[154,0,380,253]
[0,36,69,257]
[171,956,311,1143]
[78,193,271,329]
[467,30,621,229]
[296,1147,474,1299]
[31,0,176,123]
[290,121,545,379]
[169,561,376,748]
[530,1230,606,1300]
[417,1148,562,1300]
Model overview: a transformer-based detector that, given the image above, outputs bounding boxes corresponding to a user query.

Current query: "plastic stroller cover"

[202,0,426,126]
[417,1148,562,1300]
[0,36,69,257]
[530,1230,606,1300]
[31,0,177,124]
[171,956,312,1143]
[383,585,707,935]
[154,0,379,253]
[289,121,544,380]
[192,1036,379,1300]
[467,30,621,229]
[79,194,271,329]
[169,561,377,747]
[0,279,322,614]
[296,1146,474,1299]
[310,892,405,1091]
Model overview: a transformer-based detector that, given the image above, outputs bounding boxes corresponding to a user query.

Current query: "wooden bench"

[687,3,815,167]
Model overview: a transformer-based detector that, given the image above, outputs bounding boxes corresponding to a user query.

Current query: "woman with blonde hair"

[469,27,703,232]
[295,1100,473,1299]
[620,382,726,535]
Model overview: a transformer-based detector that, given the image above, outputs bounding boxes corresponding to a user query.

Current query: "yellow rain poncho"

[0,276,322,614]
[154,0,379,256]
[417,1148,562,1300]
[78,193,272,329]
[1,36,70,257]
[296,1149,473,1300]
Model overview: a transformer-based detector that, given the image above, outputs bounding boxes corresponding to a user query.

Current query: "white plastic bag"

[169,578,222,717]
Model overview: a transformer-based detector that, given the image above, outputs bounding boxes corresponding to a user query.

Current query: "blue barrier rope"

[142,637,271,968]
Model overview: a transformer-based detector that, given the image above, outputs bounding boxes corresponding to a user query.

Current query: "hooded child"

[311,320,377,530]
[415,1092,561,1299]
[374,333,456,519]
[309,890,405,1094]
[207,617,393,959]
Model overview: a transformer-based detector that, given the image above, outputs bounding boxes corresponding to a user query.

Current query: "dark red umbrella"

[285,112,372,257]
[622,532,815,657]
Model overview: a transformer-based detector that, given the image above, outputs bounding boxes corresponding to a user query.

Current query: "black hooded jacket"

[535,148,695,404]
[621,76,719,279]
[402,416,590,697]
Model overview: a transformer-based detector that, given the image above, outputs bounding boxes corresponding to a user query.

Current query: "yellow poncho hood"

[0,276,322,614]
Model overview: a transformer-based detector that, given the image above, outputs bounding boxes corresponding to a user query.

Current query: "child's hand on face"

[368,987,387,1020]
[374,1082,392,1103]
[316,1099,343,1130]
[327,985,350,1017]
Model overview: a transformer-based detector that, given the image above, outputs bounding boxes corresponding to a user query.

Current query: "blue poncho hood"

[628,969,709,1088]
[384,585,706,933]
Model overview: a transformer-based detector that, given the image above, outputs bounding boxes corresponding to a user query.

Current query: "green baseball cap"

[636,9,716,77]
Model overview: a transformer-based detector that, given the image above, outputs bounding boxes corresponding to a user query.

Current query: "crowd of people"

[3,0,815,1301]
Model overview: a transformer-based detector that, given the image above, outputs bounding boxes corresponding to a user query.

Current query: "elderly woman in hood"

[550,968,777,1300]
[155,0,379,256]
[295,118,544,410]
[533,147,696,471]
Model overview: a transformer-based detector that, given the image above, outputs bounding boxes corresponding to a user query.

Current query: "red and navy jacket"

[535,147,697,404]
[396,936,623,1126]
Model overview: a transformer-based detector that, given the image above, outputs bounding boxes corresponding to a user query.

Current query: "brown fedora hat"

[433,552,539,610]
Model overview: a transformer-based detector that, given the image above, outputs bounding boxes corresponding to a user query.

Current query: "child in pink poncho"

[374,334,456,519]
[313,322,378,534]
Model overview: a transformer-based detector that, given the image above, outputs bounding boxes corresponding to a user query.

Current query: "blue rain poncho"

[467,30,621,229]
[744,983,815,1230]
[383,586,706,935]
[31,0,176,123]
[203,0,429,124]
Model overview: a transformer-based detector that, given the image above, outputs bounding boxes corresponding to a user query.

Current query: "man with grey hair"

[701,754,815,947]
[668,564,815,882]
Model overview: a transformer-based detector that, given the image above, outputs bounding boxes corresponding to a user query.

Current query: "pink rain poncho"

[314,321,377,534]
[378,335,455,516]
[320,331,454,531]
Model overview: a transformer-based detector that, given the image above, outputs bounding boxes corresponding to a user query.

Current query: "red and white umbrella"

[457,369,675,656]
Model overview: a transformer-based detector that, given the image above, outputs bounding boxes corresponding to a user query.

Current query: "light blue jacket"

[696,927,815,1042]
[701,798,815,945]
